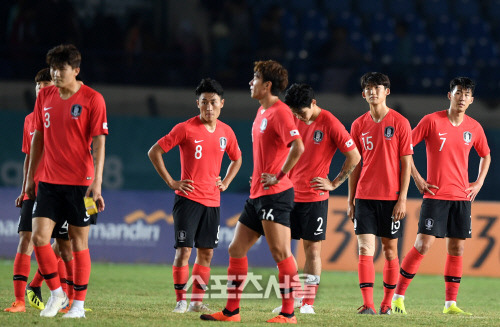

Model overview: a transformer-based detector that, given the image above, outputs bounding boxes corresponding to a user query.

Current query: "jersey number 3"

[44,112,51,128]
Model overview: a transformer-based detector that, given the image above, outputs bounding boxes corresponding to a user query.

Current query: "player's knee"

[31,232,49,247]
[269,246,291,263]
[414,240,431,255]
[304,242,321,259]
[358,243,375,256]
[196,249,213,264]
[447,244,464,256]
[17,233,33,254]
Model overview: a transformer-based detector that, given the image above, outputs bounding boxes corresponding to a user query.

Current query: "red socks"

[173,265,189,302]
[13,253,31,302]
[34,244,60,291]
[381,257,399,307]
[30,269,44,288]
[395,246,424,296]
[225,256,248,312]
[444,254,462,302]
[191,263,211,302]
[358,255,375,309]
[73,249,91,301]
[56,256,68,294]
[64,259,75,301]
[277,256,297,315]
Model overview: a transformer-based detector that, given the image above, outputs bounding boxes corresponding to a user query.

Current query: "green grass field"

[1,260,499,326]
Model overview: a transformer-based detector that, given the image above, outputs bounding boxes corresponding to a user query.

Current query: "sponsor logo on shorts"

[84,211,91,222]
[219,137,227,150]
[313,130,323,143]
[71,104,82,118]
[425,218,434,230]
[384,126,395,139]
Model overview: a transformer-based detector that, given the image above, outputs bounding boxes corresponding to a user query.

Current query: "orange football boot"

[266,314,297,323]
[4,301,26,312]
[200,310,241,322]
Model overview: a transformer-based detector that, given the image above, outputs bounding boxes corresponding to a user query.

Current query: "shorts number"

[195,145,202,159]
[391,219,401,234]
[316,217,324,234]
[44,112,51,128]
[61,221,68,232]
[361,136,373,150]
[261,208,274,221]
[439,137,446,151]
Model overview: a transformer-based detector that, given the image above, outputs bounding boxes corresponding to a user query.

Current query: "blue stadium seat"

[323,0,352,16]
[420,0,449,19]
[439,37,469,67]
[355,0,386,18]
[386,0,416,17]
[450,0,480,21]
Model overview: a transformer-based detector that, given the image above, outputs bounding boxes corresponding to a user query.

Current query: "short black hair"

[35,68,52,82]
[46,44,81,69]
[195,78,224,98]
[450,77,475,95]
[360,72,390,89]
[284,83,314,112]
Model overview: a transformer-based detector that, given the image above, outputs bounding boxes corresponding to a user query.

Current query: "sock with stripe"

[225,256,248,313]
[358,255,375,310]
[444,254,462,302]
[172,264,189,302]
[73,249,91,302]
[56,255,68,295]
[13,253,31,302]
[64,259,75,302]
[30,269,44,288]
[302,274,320,306]
[381,257,399,308]
[191,263,210,303]
[278,255,297,316]
[34,244,60,291]
[394,247,424,298]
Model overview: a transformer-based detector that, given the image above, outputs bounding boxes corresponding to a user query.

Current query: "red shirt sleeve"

[350,119,361,150]
[33,91,44,132]
[399,117,413,156]
[473,124,490,158]
[89,92,109,136]
[275,108,301,147]
[158,122,186,153]
[412,115,430,147]
[22,115,31,154]
[224,126,241,161]
[330,116,356,153]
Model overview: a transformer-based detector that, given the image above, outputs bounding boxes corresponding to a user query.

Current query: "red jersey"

[351,109,413,200]
[289,109,356,202]
[158,116,241,207]
[412,110,490,200]
[22,113,45,200]
[250,100,301,199]
[34,85,108,186]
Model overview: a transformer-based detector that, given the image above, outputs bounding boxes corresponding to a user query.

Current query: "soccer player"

[25,44,108,318]
[4,68,74,313]
[271,83,360,314]
[392,77,491,315]
[148,78,242,313]
[348,72,412,315]
[200,60,304,323]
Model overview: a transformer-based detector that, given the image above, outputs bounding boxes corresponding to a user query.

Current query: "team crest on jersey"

[71,104,82,118]
[463,131,472,144]
[424,218,434,230]
[260,118,268,133]
[219,137,227,150]
[313,130,324,143]
[384,126,395,138]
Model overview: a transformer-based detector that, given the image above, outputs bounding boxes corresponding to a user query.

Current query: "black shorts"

[353,199,404,239]
[18,199,69,240]
[238,188,294,236]
[172,195,220,249]
[33,182,97,227]
[291,200,328,241]
[418,199,471,238]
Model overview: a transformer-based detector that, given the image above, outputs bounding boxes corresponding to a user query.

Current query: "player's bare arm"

[347,162,362,221]
[410,156,439,195]
[466,154,491,202]
[15,153,30,207]
[86,134,106,212]
[217,156,242,192]
[261,138,304,187]
[148,143,194,195]
[392,155,411,221]
[312,147,361,191]
[25,130,44,200]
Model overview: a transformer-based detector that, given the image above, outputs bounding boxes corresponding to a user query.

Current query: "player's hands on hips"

[392,199,406,221]
[311,177,335,191]
[170,179,194,195]
[86,181,105,212]
[25,178,36,201]
[414,174,439,195]
[15,193,25,207]
[216,176,228,192]
[261,173,279,189]
[466,181,483,202]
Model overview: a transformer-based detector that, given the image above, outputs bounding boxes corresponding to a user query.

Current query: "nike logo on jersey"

[43,107,53,111]
[30,132,35,135]
[361,132,369,136]
[194,140,204,143]
[439,133,447,136]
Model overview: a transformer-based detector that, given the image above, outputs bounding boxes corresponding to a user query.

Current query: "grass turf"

[1,260,499,326]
